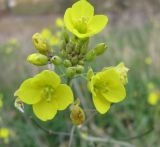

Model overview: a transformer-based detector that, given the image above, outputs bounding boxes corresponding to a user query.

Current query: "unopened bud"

[78,60,84,65]
[87,67,94,81]
[51,56,62,65]
[70,105,85,125]
[94,43,107,56]
[62,30,69,43]
[66,43,74,53]
[63,59,72,67]
[76,65,84,74]
[85,50,96,61]
[115,62,129,85]
[71,56,78,65]
[32,33,51,54]
[59,40,66,51]
[27,53,48,66]
[66,67,76,78]
[60,50,67,57]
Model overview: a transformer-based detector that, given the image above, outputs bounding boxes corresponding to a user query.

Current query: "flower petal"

[103,83,126,103]
[100,68,126,103]
[34,70,61,88]
[64,8,75,33]
[32,99,58,121]
[71,0,94,20]
[53,84,74,110]
[15,78,42,104]
[88,15,108,35]
[93,93,111,114]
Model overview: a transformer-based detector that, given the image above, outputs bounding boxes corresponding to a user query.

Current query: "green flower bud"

[66,43,74,53]
[85,50,96,61]
[70,105,85,125]
[87,67,94,81]
[76,65,84,74]
[62,30,69,43]
[27,53,48,66]
[78,60,84,65]
[94,43,107,56]
[63,59,72,67]
[51,56,62,65]
[59,40,66,51]
[60,50,67,57]
[32,33,51,54]
[66,67,76,78]
[71,56,78,65]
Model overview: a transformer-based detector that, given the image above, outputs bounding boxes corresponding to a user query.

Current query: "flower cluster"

[14,0,129,125]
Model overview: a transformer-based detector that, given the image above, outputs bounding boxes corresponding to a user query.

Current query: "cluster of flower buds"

[27,33,53,66]
[28,30,108,80]
[58,29,108,78]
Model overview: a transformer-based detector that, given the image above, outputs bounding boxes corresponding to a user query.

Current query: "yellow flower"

[88,68,126,114]
[64,0,108,38]
[55,18,64,28]
[148,92,159,105]
[15,70,74,121]
[0,128,10,144]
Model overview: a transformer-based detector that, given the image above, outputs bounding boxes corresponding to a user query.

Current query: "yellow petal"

[88,15,108,35]
[93,93,111,114]
[71,0,94,20]
[34,70,61,88]
[32,99,58,121]
[15,78,42,104]
[54,84,74,110]
[64,8,75,34]
[103,83,126,103]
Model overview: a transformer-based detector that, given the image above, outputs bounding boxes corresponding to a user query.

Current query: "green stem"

[68,126,76,147]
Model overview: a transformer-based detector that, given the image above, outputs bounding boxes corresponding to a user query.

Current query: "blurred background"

[0,0,160,146]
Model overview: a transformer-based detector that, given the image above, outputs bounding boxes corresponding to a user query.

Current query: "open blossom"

[64,0,108,38]
[15,70,74,121]
[88,64,128,114]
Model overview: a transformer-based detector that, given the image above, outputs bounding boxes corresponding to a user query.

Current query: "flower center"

[94,81,109,94]
[74,16,89,34]
[41,85,54,102]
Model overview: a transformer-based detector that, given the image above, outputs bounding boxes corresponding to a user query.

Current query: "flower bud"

[59,40,66,51]
[60,50,67,57]
[66,67,76,78]
[94,43,107,56]
[51,56,62,65]
[62,29,69,43]
[78,60,84,65]
[63,59,72,67]
[76,65,84,74]
[115,62,129,85]
[70,105,85,125]
[87,67,94,81]
[27,53,48,66]
[66,43,74,53]
[32,33,51,54]
[85,50,96,61]
[71,56,78,65]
